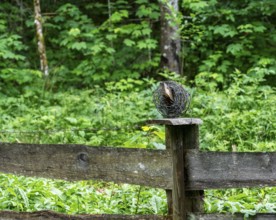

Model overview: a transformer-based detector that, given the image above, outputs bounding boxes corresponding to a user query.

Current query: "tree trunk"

[33,0,49,77]
[160,0,182,75]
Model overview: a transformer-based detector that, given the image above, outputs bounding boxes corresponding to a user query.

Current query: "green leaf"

[105,47,115,54]
[91,43,104,54]
[18,188,29,208]
[137,39,157,49]
[190,1,208,10]
[132,30,142,37]
[213,25,237,37]
[68,28,81,36]
[65,117,78,124]
[123,39,136,47]
[71,42,87,50]
[142,28,151,36]
[153,131,165,141]
[253,25,267,33]
[106,34,117,41]
[51,187,64,200]
[238,24,254,33]
[135,0,148,4]
[110,10,128,22]
[226,43,243,55]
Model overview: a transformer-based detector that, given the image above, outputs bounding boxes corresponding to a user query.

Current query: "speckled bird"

[160,82,174,106]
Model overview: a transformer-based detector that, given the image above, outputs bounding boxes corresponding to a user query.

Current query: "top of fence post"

[146,118,203,126]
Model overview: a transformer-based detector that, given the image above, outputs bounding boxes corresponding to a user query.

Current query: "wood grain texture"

[179,125,203,214]
[1,143,276,190]
[166,125,187,219]
[164,124,203,219]
[0,143,171,189]
[165,126,173,215]
[188,213,276,220]
[0,211,171,220]
[0,211,275,220]
[146,118,203,126]
[186,151,276,190]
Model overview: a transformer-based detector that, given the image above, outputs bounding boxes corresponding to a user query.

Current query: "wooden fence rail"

[1,143,276,190]
[0,211,276,220]
[0,118,276,219]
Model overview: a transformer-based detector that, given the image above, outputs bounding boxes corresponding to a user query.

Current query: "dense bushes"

[1,0,275,87]
[182,0,276,83]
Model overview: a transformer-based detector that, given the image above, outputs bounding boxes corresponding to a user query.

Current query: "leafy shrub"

[44,1,160,86]
[181,0,276,84]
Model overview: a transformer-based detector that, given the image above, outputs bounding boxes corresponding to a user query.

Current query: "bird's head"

[160,82,174,101]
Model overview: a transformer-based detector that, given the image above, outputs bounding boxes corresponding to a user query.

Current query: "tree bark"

[160,0,182,75]
[33,0,49,77]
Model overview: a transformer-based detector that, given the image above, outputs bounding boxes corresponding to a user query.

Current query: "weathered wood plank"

[0,211,171,220]
[186,151,276,190]
[2,143,276,190]
[166,125,187,220]
[189,213,276,220]
[146,118,203,126]
[0,211,275,220]
[0,143,171,189]
[165,126,173,215]
[182,125,204,212]
[166,124,204,220]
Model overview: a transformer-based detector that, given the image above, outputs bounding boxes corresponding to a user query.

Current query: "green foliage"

[0,174,167,214]
[205,188,276,217]
[0,34,26,63]
[43,1,160,86]
[0,1,160,87]
[0,78,159,147]
[0,70,275,215]
[0,0,275,217]
[182,0,276,84]
[192,69,275,152]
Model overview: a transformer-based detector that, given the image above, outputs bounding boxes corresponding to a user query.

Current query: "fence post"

[147,118,203,220]
[165,126,173,216]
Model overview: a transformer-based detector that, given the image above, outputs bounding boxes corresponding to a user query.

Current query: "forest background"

[0,0,275,216]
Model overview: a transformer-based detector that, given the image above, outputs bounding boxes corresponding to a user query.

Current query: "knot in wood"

[77,152,89,166]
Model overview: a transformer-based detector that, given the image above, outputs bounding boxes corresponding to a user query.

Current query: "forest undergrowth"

[0,72,275,216]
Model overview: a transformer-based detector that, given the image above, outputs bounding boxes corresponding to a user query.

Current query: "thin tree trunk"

[160,0,182,75]
[33,0,49,77]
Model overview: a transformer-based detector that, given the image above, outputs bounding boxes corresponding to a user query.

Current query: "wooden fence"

[0,118,276,219]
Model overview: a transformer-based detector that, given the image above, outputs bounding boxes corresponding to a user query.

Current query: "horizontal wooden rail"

[186,150,276,190]
[1,143,276,190]
[0,143,171,189]
[189,213,276,220]
[0,211,170,219]
[0,211,275,220]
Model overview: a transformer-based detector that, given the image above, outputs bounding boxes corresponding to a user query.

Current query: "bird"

[160,82,174,106]
[153,81,190,118]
